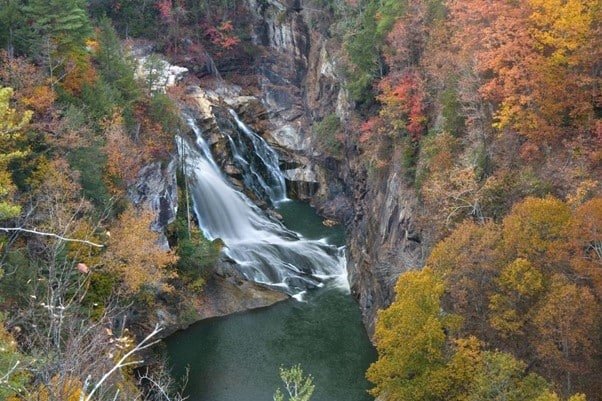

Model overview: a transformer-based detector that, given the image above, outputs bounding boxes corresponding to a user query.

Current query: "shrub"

[314,114,343,156]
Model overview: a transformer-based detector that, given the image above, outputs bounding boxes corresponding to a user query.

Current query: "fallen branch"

[0,227,104,248]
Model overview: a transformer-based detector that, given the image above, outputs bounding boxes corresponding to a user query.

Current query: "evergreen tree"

[22,0,92,83]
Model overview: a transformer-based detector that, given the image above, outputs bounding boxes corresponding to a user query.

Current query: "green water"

[164,200,376,401]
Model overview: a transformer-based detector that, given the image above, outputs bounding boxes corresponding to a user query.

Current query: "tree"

[0,0,26,57]
[446,0,599,143]
[377,70,427,142]
[156,0,188,54]
[488,258,544,337]
[273,365,315,401]
[568,197,602,296]
[464,349,551,401]
[23,0,92,56]
[427,220,502,339]
[0,86,30,220]
[95,18,140,105]
[103,112,143,194]
[366,268,461,401]
[365,269,579,401]
[0,315,28,399]
[532,275,598,396]
[104,207,177,295]
[22,0,93,87]
[501,196,570,269]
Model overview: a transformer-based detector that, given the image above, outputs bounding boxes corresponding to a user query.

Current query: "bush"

[440,85,466,135]
[149,92,183,134]
[67,144,112,210]
[171,187,221,284]
[314,114,343,156]
[83,271,118,319]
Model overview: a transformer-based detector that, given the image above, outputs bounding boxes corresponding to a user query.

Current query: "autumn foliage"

[105,207,177,295]
[400,196,602,398]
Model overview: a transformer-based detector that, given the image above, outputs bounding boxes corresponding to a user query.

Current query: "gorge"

[0,0,599,400]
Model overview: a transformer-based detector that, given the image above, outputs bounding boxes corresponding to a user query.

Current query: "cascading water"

[178,115,346,295]
[227,109,287,205]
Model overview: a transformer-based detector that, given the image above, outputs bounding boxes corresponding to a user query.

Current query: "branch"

[0,360,20,385]
[81,324,163,401]
[0,227,104,248]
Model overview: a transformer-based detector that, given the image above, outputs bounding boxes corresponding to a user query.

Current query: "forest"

[0,0,600,400]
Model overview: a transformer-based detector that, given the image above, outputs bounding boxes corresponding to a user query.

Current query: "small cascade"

[203,51,223,81]
[178,116,346,294]
[228,109,288,205]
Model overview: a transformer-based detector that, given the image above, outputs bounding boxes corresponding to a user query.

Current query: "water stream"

[168,114,375,400]
[178,116,345,294]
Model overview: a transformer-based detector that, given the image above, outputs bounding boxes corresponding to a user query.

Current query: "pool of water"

[164,201,376,401]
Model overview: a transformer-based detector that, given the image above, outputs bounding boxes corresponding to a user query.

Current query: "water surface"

[165,201,376,401]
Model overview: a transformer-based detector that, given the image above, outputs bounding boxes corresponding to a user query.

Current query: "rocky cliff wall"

[133,0,425,335]
[237,0,425,335]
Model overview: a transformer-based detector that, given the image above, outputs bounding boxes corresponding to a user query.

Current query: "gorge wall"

[135,0,424,335]
[230,0,424,334]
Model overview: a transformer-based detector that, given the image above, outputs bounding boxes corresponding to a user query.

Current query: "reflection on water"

[165,285,375,401]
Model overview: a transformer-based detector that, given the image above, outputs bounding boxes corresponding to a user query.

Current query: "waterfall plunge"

[178,114,347,295]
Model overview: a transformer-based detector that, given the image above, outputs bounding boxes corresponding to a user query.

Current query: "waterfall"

[178,116,346,295]
[228,110,288,205]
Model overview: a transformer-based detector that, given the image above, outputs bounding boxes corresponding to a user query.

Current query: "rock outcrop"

[129,159,178,250]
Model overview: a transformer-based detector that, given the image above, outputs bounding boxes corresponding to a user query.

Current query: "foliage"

[366,268,460,400]
[377,71,427,142]
[501,196,571,267]
[67,144,112,211]
[0,87,30,219]
[427,220,502,338]
[95,18,141,107]
[23,0,92,56]
[104,207,177,295]
[488,258,544,336]
[313,114,343,156]
[569,198,602,296]
[343,1,382,103]
[365,267,581,401]
[149,92,183,135]
[421,195,602,396]
[532,275,597,394]
[273,364,315,401]
[172,186,221,287]
[173,218,220,285]
[0,315,29,399]
[445,0,600,142]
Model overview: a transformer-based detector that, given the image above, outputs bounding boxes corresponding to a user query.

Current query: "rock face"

[130,0,424,336]
[347,163,423,335]
[148,268,289,340]
[236,0,425,335]
[129,159,178,250]
[237,0,354,216]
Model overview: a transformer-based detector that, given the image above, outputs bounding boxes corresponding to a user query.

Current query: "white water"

[228,109,288,205]
[178,116,347,294]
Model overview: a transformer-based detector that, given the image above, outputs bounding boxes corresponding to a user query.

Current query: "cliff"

[235,0,422,334]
